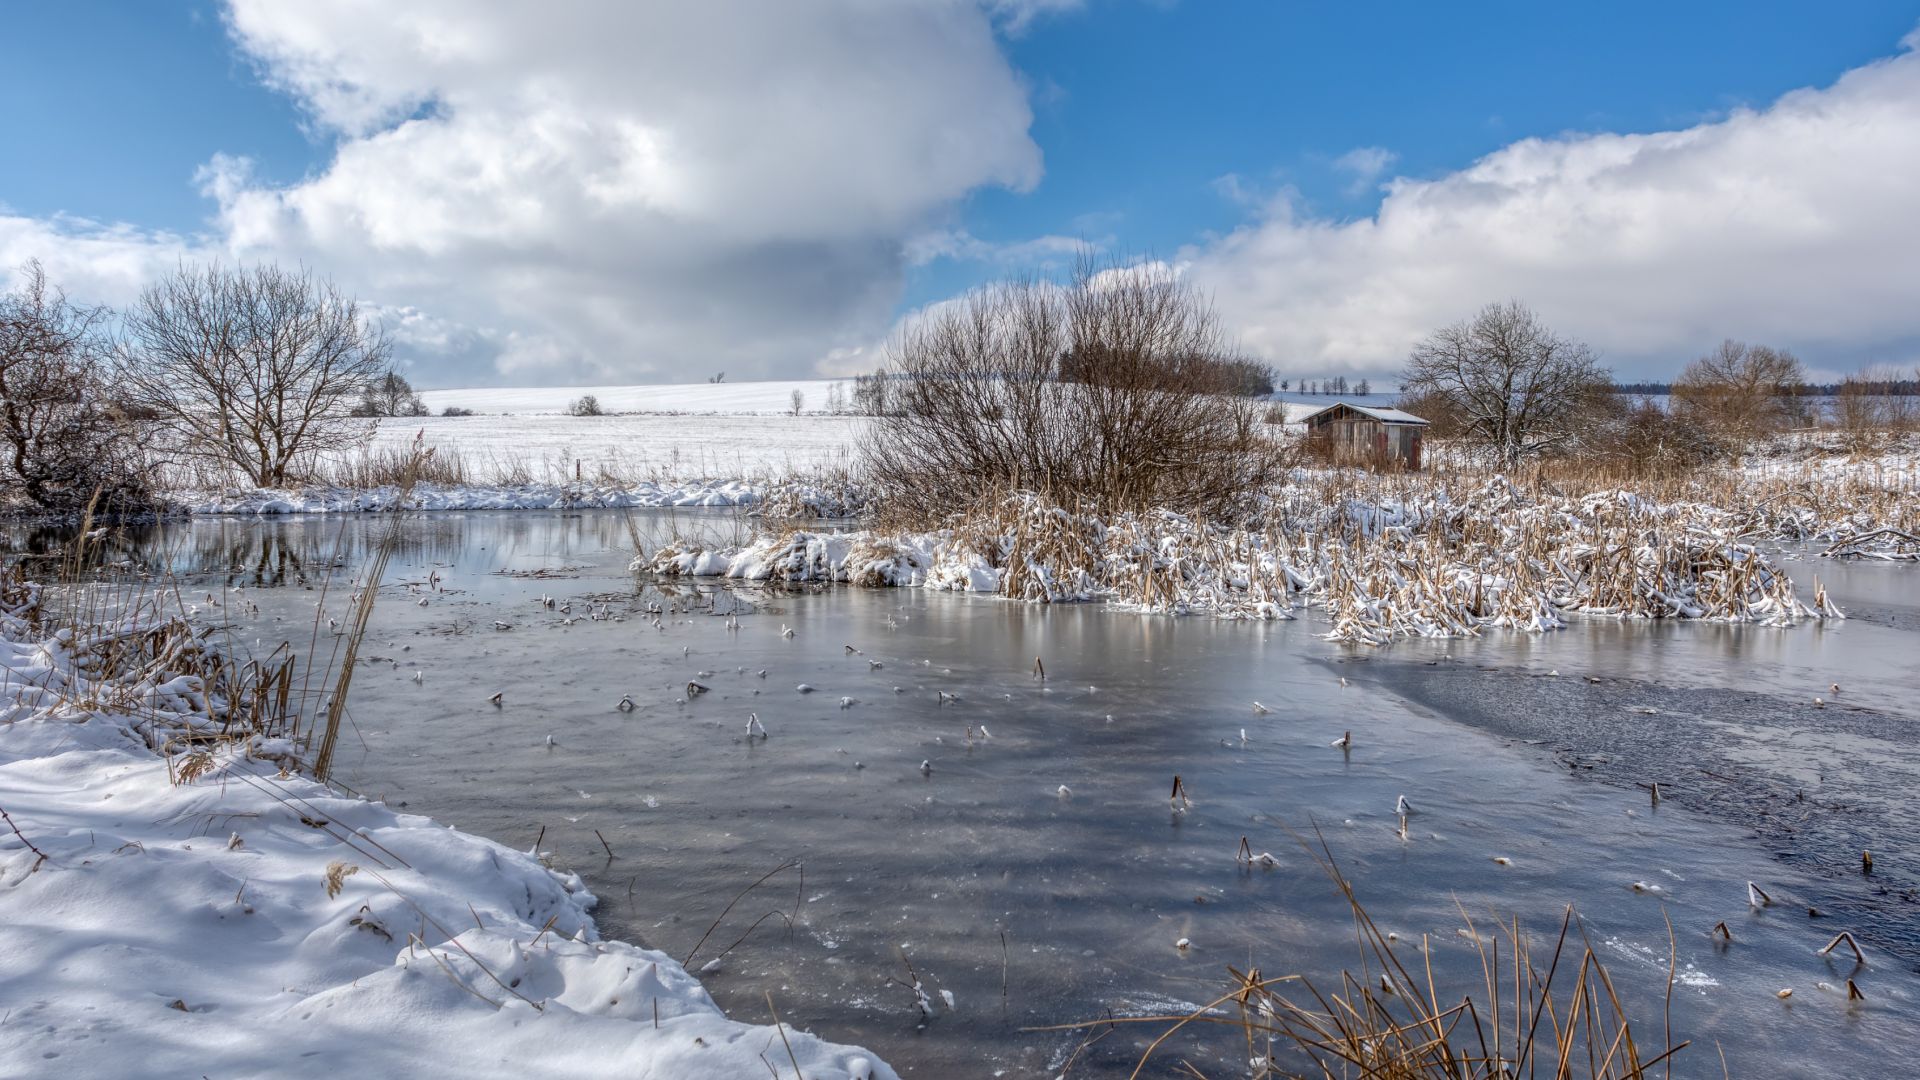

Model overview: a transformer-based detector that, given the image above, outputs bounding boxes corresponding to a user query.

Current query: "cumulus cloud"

[7,0,1046,386]
[1192,31,1920,383]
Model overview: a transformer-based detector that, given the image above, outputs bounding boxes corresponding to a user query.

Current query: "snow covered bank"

[183,479,763,515]
[0,630,895,1078]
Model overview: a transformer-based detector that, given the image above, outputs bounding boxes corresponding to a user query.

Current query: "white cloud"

[1329,146,1398,196]
[6,0,1046,387]
[1193,31,1920,382]
[0,215,206,307]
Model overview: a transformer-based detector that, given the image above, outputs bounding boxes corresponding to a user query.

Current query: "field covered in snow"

[416,378,858,416]
[362,412,864,484]
[0,623,896,1079]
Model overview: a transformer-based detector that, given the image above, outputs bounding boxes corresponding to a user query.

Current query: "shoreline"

[0,634,897,1080]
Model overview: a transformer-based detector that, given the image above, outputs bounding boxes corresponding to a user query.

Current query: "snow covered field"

[0,627,895,1079]
[360,412,864,485]
[417,378,857,416]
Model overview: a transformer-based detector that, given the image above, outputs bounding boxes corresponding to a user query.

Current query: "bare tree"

[353,370,429,417]
[861,253,1277,519]
[120,263,388,486]
[0,261,150,510]
[568,394,604,416]
[1401,301,1612,464]
[1671,340,1807,444]
[852,372,895,416]
[789,389,805,415]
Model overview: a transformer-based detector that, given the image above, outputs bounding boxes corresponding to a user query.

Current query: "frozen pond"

[23,511,1920,1078]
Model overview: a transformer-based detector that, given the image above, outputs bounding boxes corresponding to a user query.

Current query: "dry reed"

[1046,833,1685,1080]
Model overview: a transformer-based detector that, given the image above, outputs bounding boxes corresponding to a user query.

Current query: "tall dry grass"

[1057,836,1685,1080]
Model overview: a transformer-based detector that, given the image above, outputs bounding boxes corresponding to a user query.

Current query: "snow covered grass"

[0,588,896,1080]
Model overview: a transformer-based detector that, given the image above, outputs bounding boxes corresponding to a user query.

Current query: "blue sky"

[908,2,1920,312]
[4,2,1920,386]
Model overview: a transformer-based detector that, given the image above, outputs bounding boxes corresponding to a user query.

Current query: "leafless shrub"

[789,388,805,416]
[0,260,154,513]
[1585,395,1725,475]
[1401,301,1613,465]
[1672,339,1808,444]
[568,394,604,417]
[861,253,1281,521]
[440,405,475,417]
[120,262,388,487]
[1832,365,1920,456]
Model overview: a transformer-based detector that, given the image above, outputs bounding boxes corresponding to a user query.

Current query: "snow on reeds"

[640,466,1920,643]
[0,575,309,767]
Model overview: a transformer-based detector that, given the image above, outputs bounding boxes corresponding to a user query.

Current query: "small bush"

[440,406,475,417]
[1586,395,1725,474]
[568,395,604,417]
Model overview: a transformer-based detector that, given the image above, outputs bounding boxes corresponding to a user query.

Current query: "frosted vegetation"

[651,468,1894,644]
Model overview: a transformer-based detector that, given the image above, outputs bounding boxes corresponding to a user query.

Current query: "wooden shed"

[1302,401,1429,470]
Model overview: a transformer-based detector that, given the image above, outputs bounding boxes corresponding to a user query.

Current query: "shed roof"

[1302,401,1429,426]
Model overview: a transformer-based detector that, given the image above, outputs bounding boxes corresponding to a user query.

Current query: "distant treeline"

[1612,380,1919,396]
